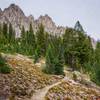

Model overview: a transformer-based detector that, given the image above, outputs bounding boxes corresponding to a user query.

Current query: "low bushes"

[0,54,11,74]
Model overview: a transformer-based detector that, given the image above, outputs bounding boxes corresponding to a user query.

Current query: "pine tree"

[19,26,26,54]
[95,41,100,64]
[0,23,3,40]
[23,23,35,55]
[45,44,55,74]
[0,23,3,45]
[3,22,8,39]
[54,40,64,75]
[28,23,35,48]
[74,31,94,72]
[63,28,78,70]
[63,28,93,71]
[36,24,46,56]
[8,23,15,42]
[91,41,100,85]
[45,37,64,75]
[21,26,25,39]
[34,45,41,63]
[0,23,1,41]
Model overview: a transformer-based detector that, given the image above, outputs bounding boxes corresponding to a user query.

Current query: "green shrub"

[0,55,6,66]
[91,69,100,86]
[0,54,11,74]
[0,65,11,74]
[73,73,77,81]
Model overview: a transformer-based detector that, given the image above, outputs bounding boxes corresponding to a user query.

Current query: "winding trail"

[31,75,77,100]
[31,81,62,100]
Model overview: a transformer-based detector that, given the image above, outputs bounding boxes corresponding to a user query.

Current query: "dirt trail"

[31,76,77,100]
[31,81,61,100]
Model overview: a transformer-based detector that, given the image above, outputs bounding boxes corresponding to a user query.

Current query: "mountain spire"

[74,21,84,33]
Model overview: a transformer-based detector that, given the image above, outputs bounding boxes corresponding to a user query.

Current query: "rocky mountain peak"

[74,21,84,32]
[40,14,52,20]
[8,4,24,14]
[0,8,2,13]
[9,3,18,8]
[37,14,56,26]
[28,15,34,23]
[0,4,66,36]
[3,3,25,18]
[8,4,20,10]
[35,14,57,33]
[0,4,31,37]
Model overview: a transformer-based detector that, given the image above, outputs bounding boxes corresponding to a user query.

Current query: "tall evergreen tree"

[26,23,35,55]
[0,23,2,35]
[95,41,100,64]
[21,26,25,39]
[45,44,55,74]
[54,39,64,75]
[34,45,41,63]
[36,24,46,56]
[45,37,64,75]
[63,28,93,71]
[91,41,100,85]
[3,22,8,39]
[28,23,35,47]
[8,23,15,42]
[63,28,78,70]
[0,23,3,40]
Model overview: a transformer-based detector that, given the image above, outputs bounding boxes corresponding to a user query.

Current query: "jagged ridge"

[0,4,66,37]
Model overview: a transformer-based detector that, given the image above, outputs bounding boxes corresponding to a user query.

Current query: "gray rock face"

[35,14,57,33]
[1,4,32,37]
[0,4,96,48]
[0,4,66,37]
[35,14,66,36]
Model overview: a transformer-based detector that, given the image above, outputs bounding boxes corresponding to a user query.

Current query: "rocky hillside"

[0,4,66,37]
[0,53,100,100]
[45,81,100,100]
[0,53,62,100]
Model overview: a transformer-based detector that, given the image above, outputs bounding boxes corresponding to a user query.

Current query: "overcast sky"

[0,0,100,40]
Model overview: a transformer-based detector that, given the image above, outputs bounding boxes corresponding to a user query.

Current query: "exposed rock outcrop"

[0,4,66,37]
[0,4,96,47]
[0,4,32,37]
[0,53,62,99]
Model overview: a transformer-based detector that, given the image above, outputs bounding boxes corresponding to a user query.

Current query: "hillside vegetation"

[0,53,100,100]
[45,81,100,100]
[0,53,62,99]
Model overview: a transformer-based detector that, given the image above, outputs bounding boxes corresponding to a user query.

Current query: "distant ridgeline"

[0,4,96,48]
[0,4,66,37]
